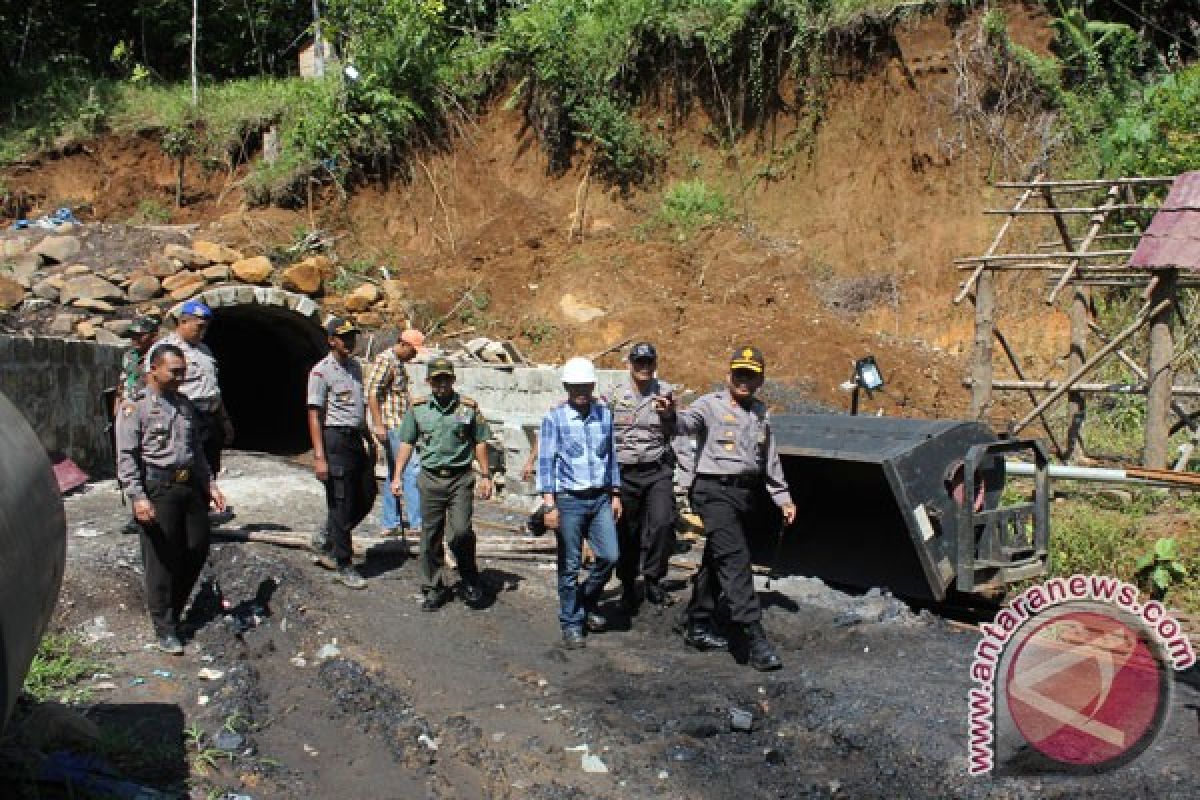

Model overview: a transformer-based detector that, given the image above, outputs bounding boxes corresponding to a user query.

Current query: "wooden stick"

[956,262,1129,271]
[983,205,1153,215]
[1013,298,1171,434]
[417,157,456,254]
[987,380,1200,396]
[955,249,1134,264]
[1088,320,1198,433]
[954,179,1039,304]
[993,327,1066,458]
[994,177,1174,189]
[587,336,634,361]
[1127,467,1200,487]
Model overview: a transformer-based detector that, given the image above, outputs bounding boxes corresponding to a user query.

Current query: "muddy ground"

[8,450,1199,799]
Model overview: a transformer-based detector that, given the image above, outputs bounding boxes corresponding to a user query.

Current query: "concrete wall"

[0,334,123,477]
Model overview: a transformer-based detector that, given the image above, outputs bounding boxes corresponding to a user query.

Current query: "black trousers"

[685,477,770,626]
[198,411,225,476]
[616,461,676,586]
[140,480,211,636]
[322,428,373,565]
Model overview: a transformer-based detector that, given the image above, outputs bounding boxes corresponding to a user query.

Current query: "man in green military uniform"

[117,315,161,404]
[391,357,494,611]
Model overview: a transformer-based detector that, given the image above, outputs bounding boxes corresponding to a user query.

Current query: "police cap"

[730,345,765,374]
[427,357,456,378]
[326,317,360,337]
[629,342,657,361]
[180,299,213,319]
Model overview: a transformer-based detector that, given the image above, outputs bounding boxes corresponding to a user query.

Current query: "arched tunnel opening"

[203,304,327,455]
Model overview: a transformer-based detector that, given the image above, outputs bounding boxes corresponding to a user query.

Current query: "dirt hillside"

[2,4,1062,420]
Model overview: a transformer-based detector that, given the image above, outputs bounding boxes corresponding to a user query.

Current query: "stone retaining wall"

[0,334,123,477]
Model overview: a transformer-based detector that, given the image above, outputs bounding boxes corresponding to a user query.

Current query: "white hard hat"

[561,356,596,384]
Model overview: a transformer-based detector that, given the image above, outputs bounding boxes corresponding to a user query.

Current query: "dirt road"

[42,451,1199,799]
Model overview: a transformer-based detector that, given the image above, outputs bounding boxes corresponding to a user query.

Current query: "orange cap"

[400,329,426,348]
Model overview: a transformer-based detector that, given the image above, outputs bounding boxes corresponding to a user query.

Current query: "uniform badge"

[724,443,735,451]
[723,414,735,422]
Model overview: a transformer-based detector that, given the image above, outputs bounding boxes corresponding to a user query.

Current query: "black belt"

[621,459,668,471]
[562,487,611,498]
[325,426,362,435]
[423,465,471,478]
[696,473,762,489]
[146,465,195,485]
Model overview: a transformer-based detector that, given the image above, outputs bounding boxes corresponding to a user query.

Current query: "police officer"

[150,300,234,475]
[390,357,494,611]
[612,342,677,613]
[307,317,372,590]
[115,344,226,654]
[669,346,797,671]
[117,315,161,404]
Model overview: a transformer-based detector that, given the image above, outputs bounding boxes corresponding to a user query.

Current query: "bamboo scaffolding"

[1012,298,1172,435]
[993,327,1066,459]
[954,179,1039,304]
[1048,185,1123,304]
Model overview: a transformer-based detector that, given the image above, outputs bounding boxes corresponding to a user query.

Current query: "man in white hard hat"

[537,357,622,649]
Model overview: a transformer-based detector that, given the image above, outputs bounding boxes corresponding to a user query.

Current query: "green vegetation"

[1044,491,1200,613]
[22,632,105,703]
[646,179,733,236]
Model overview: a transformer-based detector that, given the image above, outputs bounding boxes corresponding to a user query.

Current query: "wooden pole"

[191,0,199,106]
[969,268,996,420]
[1012,297,1170,435]
[988,380,1200,395]
[994,177,1175,189]
[992,327,1066,458]
[1145,270,1178,468]
[1088,319,1198,433]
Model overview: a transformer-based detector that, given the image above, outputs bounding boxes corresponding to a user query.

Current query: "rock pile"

[0,223,389,342]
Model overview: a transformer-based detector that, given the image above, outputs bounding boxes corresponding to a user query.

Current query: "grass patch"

[642,179,733,238]
[1040,489,1200,614]
[22,633,105,704]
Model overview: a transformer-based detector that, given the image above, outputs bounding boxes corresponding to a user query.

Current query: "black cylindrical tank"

[0,390,66,730]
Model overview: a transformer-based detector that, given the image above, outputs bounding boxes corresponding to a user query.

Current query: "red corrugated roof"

[1129,171,1200,270]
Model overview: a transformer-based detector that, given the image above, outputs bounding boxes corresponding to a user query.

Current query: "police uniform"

[307,346,371,568]
[151,329,226,473]
[397,364,492,599]
[673,346,792,669]
[115,386,213,641]
[611,370,677,607]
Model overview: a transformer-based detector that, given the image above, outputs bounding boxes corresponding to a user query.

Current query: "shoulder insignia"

[460,397,478,408]
[412,396,429,405]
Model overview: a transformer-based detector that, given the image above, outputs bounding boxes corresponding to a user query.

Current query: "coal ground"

[9,451,1199,798]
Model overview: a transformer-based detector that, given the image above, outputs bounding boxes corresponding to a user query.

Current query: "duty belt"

[146,465,194,484]
[424,465,470,478]
[621,459,668,471]
[697,473,761,489]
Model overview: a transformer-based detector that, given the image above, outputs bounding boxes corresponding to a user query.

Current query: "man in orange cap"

[368,328,425,537]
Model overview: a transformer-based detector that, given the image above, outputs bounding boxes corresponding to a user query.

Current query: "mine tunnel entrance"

[204,303,327,455]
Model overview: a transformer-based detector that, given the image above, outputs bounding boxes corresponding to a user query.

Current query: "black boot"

[743,622,782,671]
[683,621,729,651]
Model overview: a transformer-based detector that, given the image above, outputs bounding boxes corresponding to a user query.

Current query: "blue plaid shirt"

[537,400,621,494]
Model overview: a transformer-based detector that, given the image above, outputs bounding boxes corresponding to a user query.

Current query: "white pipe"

[1005,460,1171,486]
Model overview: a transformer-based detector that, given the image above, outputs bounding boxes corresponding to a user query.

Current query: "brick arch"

[167,285,330,454]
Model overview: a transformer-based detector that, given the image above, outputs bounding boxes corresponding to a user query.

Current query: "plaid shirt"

[366,349,411,430]
[537,400,621,495]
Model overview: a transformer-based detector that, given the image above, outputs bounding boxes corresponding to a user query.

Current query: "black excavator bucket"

[766,414,1049,602]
